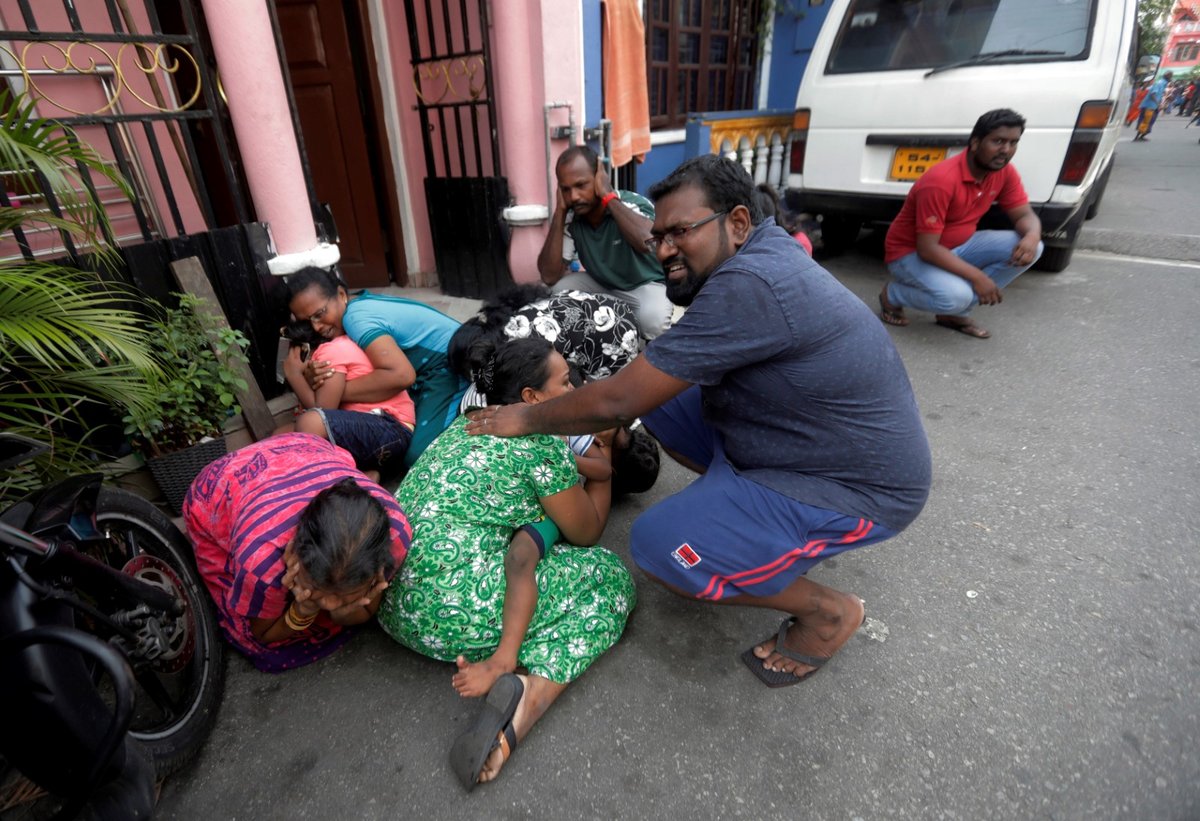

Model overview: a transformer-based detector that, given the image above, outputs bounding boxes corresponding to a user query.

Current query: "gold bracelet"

[284,602,318,632]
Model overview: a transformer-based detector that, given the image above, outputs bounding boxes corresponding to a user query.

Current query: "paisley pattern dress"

[376,417,635,684]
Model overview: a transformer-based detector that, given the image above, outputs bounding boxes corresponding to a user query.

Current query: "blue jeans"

[309,408,413,471]
[885,230,1043,318]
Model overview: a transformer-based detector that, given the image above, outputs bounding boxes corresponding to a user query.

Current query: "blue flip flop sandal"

[449,673,524,790]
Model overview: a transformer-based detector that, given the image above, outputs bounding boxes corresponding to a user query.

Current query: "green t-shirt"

[565,190,664,291]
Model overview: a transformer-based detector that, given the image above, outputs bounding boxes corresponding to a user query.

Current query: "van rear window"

[826,0,1097,74]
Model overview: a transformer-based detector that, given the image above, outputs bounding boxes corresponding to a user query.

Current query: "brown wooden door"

[275,0,402,287]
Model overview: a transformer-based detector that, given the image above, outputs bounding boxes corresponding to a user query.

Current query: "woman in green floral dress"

[377,337,635,788]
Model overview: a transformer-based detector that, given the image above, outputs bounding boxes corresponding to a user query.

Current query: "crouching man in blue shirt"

[469,155,932,688]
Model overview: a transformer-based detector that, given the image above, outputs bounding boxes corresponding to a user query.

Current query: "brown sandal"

[878,289,908,326]
[935,317,990,339]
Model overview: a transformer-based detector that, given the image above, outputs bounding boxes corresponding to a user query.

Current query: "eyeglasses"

[644,211,728,253]
[304,298,333,326]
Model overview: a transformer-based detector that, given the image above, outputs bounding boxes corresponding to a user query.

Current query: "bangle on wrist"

[600,191,618,211]
[284,601,318,632]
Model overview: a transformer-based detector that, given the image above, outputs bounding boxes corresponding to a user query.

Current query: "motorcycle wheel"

[85,487,225,778]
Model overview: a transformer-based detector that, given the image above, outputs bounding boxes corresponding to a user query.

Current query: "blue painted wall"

[765,2,832,110]
[635,141,686,196]
[582,0,603,131]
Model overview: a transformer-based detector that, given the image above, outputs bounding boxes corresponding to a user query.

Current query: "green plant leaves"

[121,293,251,458]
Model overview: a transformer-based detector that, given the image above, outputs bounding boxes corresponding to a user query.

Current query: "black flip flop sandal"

[740,617,830,688]
[448,673,524,790]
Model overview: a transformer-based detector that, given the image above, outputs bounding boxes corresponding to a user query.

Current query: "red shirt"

[884,150,1028,263]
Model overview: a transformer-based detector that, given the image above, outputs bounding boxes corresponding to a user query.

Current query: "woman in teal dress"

[376,337,635,789]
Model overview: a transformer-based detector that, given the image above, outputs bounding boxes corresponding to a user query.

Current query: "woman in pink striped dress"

[183,433,411,672]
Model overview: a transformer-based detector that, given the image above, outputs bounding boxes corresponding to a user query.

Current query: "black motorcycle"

[0,433,224,819]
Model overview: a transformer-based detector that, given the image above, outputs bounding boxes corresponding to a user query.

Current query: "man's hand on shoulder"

[465,404,530,438]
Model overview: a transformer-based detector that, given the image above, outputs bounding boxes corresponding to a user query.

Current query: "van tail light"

[790,108,811,174]
[1057,100,1113,186]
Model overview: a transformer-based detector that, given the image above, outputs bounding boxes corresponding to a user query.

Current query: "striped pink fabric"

[183,433,410,672]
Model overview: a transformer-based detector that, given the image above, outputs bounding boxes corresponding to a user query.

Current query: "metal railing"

[0,0,247,264]
[686,110,795,189]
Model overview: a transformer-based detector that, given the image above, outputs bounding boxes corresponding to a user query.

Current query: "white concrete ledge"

[267,242,342,276]
[503,204,551,226]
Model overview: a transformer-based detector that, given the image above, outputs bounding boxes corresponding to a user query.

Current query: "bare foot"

[752,593,865,680]
[934,316,990,339]
[452,654,515,698]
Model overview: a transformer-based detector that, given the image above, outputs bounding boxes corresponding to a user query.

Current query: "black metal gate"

[0,0,318,396]
[402,0,512,299]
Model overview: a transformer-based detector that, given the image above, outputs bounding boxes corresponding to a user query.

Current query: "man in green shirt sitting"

[537,146,671,340]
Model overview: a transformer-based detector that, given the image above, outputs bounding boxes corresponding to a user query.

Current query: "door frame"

[360,0,421,283]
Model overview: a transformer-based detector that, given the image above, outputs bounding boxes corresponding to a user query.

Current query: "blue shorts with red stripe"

[632,387,895,601]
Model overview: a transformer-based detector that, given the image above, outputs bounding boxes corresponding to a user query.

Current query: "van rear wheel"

[817,215,862,255]
[1034,243,1074,273]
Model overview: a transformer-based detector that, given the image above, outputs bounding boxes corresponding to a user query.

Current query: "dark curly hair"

[648,154,763,225]
[466,336,555,406]
[447,283,553,380]
[292,478,395,591]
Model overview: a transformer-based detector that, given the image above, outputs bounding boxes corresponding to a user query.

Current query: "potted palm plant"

[0,92,165,505]
[122,293,251,513]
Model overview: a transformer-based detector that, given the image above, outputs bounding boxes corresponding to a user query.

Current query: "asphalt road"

[157,146,1199,821]
[1078,113,1200,261]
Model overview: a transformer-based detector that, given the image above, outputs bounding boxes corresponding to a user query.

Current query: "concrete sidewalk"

[1076,113,1200,261]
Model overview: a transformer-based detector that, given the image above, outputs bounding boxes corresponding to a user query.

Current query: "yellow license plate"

[890,146,948,181]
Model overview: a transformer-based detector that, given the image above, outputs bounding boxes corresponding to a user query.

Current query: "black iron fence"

[402,0,511,299]
[0,0,300,396]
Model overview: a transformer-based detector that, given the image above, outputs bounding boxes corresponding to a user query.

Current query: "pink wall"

[540,3,586,175]
[371,0,587,283]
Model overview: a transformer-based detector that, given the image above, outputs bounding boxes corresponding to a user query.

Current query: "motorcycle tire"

[87,487,225,778]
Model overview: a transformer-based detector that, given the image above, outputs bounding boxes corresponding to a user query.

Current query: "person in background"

[1134,71,1172,142]
[879,108,1043,339]
[537,145,672,340]
[754,182,813,255]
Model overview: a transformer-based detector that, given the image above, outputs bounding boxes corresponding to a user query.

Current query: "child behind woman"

[280,316,416,477]
[450,336,612,697]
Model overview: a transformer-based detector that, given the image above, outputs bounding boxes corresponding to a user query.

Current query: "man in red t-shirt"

[879,109,1043,339]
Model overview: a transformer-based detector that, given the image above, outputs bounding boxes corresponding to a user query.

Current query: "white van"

[785,0,1139,271]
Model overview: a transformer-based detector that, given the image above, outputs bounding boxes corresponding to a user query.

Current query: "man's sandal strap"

[771,617,829,669]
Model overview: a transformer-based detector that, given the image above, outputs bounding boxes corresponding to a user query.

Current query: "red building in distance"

[1161,0,1200,77]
